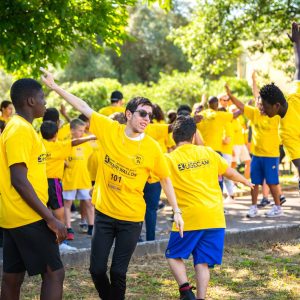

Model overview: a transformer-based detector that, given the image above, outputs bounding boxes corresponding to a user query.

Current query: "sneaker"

[79,221,88,233]
[224,196,234,204]
[179,286,196,300]
[158,201,165,210]
[280,195,286,206]
[66,228,75,240]
[257,197,271,208]
[265,206,284,217]
[59,242,77,253]
[247,205,258,218]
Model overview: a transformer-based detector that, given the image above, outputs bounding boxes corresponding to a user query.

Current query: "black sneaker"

[179,286,196,300]
[257,197,271,208]
[280,195,286,206]
[158,201,165,210]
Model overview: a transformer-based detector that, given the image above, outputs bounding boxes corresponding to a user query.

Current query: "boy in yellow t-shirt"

[0,79,66,299]
[62,118,94,240]
[41,67,184,300]
[165,116,253,300]
[260,22,300,193]
[98,90,125,116]
[0,100,14,125]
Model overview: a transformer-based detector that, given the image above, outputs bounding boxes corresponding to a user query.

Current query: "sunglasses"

[132,109,153,119]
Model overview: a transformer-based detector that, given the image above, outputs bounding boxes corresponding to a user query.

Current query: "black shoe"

[158,201,165,210]
[280,195,286,206]
[179,286,196,300]
[257,197,271,208]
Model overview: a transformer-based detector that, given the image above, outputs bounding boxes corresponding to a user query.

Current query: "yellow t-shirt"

[221,121,234,155]
[165,144,228,231]
[98,106,125,117]
[244,105,280,157]
[232,115,246,145]
[90,112,170,222]
[43,139,72,179]
[57,123,71,141]
[88,139,101,182]
[279,82,300,160]
[145,123,169,153]
[0,116,48,228]
[62,142,93,190]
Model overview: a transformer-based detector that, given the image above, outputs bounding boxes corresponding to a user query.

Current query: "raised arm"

[225,83,244,112]
[40,67,94,118]
[288,22,300,80]
[251,70,260,100]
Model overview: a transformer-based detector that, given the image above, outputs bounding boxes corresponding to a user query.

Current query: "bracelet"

[173,208,182,214]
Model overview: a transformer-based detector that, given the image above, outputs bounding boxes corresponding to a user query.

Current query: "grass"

[19,240,300,299]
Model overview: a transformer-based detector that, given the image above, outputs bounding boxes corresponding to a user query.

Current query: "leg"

[167,258,188,285]
[194,263,210,300]
[63,200,73,229]
[262,180,270,199]
[144,182,161,241]
[40,266,65,300]
[0,272,25,300]
[244,160,251,179]
[292,158,300,190]
[109,219,142,300]
[250,185,259,205]
[268,184,280,206]
[89,211,115,300]
[84,200,95,226]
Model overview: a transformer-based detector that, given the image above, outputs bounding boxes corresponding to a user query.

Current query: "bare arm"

[251,70,260,100]
[225,83,245,112]
[10,163,67,242]
[60,104,71,123]
[193,130,204,146]
[71,135,96,146]
[160,177,184,237]
[40,68,94,118]
[288,22,300,80]
[223,167,254,189]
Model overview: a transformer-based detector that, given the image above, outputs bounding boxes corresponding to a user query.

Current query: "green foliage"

[171,0,300,78]
[0,0,170,77]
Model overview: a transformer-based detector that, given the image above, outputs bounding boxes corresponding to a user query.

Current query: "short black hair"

[259,83,286,105]
[208,96,218,104]
[10,78,42,109]
[172,116,196,144]
[40,121,58,140]
[111,90,123,103]
[0,120,5,133]
[177,104,192,115]
[0,100,12,111]
[152,104,165,122]
[78,114,89,122]
[125,97,153,115]
[43,107,59,122]
[70,118,86,130]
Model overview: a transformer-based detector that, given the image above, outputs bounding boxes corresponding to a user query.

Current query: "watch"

[173,208,182,214]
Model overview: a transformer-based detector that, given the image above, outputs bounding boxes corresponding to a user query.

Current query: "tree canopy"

[171,0,300,78]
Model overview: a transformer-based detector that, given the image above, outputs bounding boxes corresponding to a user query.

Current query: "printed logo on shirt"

[104,154,137,178]
[37,153,47,163]
[178,159,209,171]
[133,154,144,165]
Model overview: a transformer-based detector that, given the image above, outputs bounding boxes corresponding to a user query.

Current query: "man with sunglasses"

[40,67,184,300]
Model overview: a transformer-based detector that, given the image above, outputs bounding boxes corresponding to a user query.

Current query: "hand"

[193,114,203,123]
[47,217,67,243]
[243,180,254,190]
[60,104,67,116]
[251,70,256,81]
[40,67,57,89]
[288,22,300,44]
[224,83,232,97]
[174,212,184,238]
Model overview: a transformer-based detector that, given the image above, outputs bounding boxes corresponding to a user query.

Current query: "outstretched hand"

[243,180,254,190]
[40,67,57,89]
[288,22,300,44]
[224,83,232,97]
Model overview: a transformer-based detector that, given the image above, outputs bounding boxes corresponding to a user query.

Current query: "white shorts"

[232,145,251,163]
[62,189,91,200]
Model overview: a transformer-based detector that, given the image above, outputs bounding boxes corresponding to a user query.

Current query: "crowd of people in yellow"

[0,22,300,300]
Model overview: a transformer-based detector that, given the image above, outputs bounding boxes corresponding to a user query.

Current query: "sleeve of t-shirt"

[59,140,72,159]
[152,143,170,179]
[146,123,169,140]
[219,111,233,122]
[89,111,116,141]
[244,105,257,121]
[6,127,32,167]
[210,149,228,175]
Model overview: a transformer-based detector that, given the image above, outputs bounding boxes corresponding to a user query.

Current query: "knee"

[89,265,107,279]
[44,267,65,284]
[2,272,25,288]
[110,268,126,284]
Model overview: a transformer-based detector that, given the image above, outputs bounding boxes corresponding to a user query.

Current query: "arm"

[193,130,204,146]
[59,104,71,123]
[223,167,253,189]
[251,70,260,100]
[160,177,184,237]
[40,68,94,118]
[288,22,300,80]
[10,163,67,242]
[71,135,96,146]
[225,83,244,112]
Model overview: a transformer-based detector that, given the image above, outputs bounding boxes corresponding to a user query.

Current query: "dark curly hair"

[259,83,286,105]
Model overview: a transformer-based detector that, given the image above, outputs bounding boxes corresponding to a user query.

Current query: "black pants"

[90,210,143,300]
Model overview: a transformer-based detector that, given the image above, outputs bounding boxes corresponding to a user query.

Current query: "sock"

[179,282,191,292]
[87,225,93,235]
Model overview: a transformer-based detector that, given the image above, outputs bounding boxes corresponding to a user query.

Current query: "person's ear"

[125,110,132,121]
[27,96,35,107]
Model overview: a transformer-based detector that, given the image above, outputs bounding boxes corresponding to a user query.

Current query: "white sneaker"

[265,206,284,217]
[59,243,77,253]
[247,205,258,218]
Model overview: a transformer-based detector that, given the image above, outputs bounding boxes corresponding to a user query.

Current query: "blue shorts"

[165,229,225,268]
[250,156,279,185]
